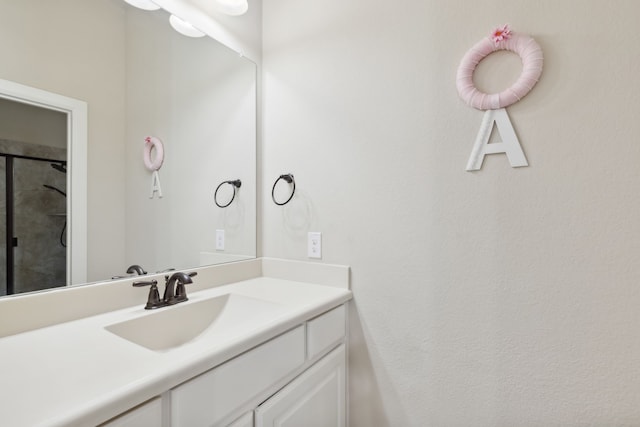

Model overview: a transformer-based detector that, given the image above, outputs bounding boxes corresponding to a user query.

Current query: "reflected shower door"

[10,157,66,294]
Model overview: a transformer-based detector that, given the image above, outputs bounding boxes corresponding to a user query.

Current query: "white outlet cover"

[216,229,225,251]
[308,232,322,259]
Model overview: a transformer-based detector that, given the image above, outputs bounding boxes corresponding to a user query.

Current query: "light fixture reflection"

[123,0,161,10]
[169,15,206,38]
[216,0,249,16]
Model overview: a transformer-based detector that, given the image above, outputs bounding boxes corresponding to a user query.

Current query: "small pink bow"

[490,24,512,44]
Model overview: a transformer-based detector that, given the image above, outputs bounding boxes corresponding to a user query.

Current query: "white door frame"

[0,78,87,286]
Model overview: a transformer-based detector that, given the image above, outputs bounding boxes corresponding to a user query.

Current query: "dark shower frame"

[1,152,66,295]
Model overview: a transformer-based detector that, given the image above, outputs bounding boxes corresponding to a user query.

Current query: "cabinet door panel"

[255,344,346,427]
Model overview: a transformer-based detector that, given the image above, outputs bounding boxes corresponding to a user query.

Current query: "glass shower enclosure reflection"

[0,153,67,295]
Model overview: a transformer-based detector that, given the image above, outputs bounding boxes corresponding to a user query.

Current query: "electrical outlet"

[308,232,322,259]
[216,229,225,251]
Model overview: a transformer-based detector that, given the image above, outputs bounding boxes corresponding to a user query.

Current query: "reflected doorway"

[0,98,67,295]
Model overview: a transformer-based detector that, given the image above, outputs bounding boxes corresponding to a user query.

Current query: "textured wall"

[262,0,640,425]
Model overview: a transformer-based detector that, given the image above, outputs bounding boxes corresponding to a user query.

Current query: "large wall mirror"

[0,0,256,296]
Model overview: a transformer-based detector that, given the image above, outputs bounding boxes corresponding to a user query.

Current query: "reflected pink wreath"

[143,136,164,171]
[456,25,543,110]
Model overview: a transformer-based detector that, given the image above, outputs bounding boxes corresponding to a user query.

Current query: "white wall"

[262,0,640,425]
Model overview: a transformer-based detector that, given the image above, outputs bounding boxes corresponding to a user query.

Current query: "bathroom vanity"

[0,258,351,427]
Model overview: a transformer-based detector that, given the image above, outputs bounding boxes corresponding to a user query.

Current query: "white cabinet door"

[99,397,162,427]
[255,344,346,427]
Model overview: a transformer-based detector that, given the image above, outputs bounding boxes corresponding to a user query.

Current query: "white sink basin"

[105,294,283,351]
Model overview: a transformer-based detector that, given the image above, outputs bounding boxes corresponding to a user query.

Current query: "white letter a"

[466,108,528,171]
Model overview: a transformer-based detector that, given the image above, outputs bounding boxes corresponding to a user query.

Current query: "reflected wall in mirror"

[0,0,256,296]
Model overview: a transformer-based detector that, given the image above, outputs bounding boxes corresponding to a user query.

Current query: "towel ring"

[214,179,241,208]
[272,174,295,206]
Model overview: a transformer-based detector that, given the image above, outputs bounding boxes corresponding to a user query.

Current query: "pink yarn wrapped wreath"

[456,25,543,110]
[143,136,164,171]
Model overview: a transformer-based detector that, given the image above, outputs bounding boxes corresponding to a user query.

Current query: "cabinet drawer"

[228,411,254,427]
[171,326,305,427]
[306,304,346,360]
[99,397,162,427]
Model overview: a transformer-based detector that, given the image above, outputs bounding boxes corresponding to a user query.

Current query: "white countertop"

[0,266,351,426]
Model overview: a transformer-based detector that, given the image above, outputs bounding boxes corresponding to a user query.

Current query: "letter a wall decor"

[144,136,165,198]
[456,24,543,171]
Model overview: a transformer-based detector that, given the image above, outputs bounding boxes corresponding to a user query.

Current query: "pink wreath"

[143,136,164,171]
[456,25,543,110]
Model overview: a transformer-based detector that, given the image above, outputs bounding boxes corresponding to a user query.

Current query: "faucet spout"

[163,272,195,305]
[126,264,147,275]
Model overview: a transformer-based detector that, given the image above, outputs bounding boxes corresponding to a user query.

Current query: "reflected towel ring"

[214,179,242,208]
[272,174,295,206]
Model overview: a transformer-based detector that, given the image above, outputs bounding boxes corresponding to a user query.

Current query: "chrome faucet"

[126,264,147,275]
[163,272,197,305]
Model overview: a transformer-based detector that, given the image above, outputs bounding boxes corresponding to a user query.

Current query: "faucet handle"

[133,279,157,287]
[133,280,163,310]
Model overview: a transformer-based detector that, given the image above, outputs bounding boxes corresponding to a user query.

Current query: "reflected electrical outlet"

[216,230,225,251]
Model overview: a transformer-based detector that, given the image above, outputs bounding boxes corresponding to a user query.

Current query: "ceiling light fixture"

[169,15,206,38]
[216,0,249,16]
[123,0,161,10]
